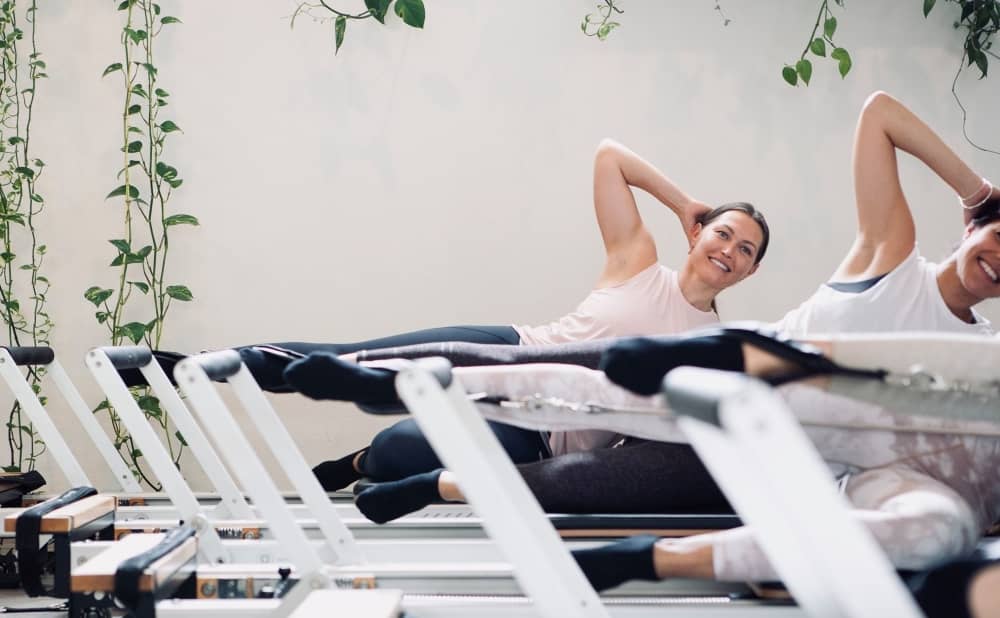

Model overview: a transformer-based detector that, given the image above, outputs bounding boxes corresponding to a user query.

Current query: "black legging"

[518,439,731,514]
[359,417,550,481]
[235,324,544,481]
[236,325,521,393]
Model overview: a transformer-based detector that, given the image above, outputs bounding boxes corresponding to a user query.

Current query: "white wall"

[19,1,1000,489]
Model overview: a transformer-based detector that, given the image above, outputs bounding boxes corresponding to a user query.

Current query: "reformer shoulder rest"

[7,487,114,597]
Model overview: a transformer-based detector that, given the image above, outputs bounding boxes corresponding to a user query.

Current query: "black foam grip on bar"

[191,350,243,381]
[414,357,453,389]
[1,347,54,366]
[114,524,196,610]
[16,486,98,597]
[662,367,759,428]
[97,346,153,371]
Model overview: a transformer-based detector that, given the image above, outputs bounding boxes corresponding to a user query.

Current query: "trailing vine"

[291,0,425,54]
[0,0,51,472]
[85,0,195,488]
[783,0,852,87]
[785,0,999,153]
[581,1,623,41]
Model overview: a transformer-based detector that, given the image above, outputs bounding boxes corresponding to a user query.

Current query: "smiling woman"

[213,139,771,491]
[774,91,998,338]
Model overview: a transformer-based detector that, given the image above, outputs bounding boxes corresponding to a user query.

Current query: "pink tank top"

[513,264,719,456]
[514,264,718,345]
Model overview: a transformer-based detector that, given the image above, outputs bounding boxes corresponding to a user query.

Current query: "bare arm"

[836,91,985,280]
[592,139,709,287]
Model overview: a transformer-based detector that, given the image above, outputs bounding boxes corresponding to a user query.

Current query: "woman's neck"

[677,268,719,312]
[936,258,979,323]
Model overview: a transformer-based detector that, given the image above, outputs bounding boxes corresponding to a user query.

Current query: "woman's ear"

[963,221,976,239]
[689,222,703,249]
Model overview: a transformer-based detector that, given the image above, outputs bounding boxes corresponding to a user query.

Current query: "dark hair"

[971,196,1000,228]
[696,202,770,264]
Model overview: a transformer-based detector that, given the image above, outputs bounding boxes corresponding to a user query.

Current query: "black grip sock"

[571,534,660,592]
[600,335,744,395]
[355,469,443,524]
[283,352,399,404]
[312,448,367,491]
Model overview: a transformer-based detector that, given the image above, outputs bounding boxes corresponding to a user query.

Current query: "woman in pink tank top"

[131,141,770,491]
[266,139,771,491]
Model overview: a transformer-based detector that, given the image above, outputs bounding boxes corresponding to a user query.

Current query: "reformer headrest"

[93,346,152,370]
[114,524,196,610]
[412,357,453,389]
[662,367,763,428]
[0,346,54,366]
[184,350,243,381]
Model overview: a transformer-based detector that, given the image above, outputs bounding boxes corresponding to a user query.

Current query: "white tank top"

[514,264,718,345]
[514,264,720,456]
[773,246,993,338]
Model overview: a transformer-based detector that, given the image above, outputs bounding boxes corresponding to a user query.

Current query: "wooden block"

[72,533,196,593]
[4,495,116,533]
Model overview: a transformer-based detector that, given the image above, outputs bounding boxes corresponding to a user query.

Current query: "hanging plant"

[0,0,52,472]
[85,0,196,489]
[292,0,425,54]
[581,1,624,41]
[783,0,852,87]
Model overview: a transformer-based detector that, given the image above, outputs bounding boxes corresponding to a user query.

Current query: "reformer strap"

[113,524,196,611]
[712,325,887,386]
[1,347,54,366]
[0,470,45,507]
[16,486,97,597]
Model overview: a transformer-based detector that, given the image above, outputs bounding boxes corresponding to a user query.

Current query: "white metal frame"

[85,348,229,564]
[665,367,923,618]
[394,360,609,618]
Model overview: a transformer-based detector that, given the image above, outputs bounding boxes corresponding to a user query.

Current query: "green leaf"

[137,395,161,416]
[159,120,180,133]
[6,136,22,145]
[394,0,425,28]
[102,62,123,77]
[831,47,852,77]
[164,214,199,226]
[154,88,169,97]
[106,184,140,199]
[127,103,141,115]
[13,166,33,178]
[161,16,181,24]
[109,239,130,253]
[95,311,109,324]
[974,49,989,77]
[0,252,13,264]
[174,430,188,446]
[165,285,193,301]
[364,0,391,23]
[335,15,346,54]
[129,280,150,294]
[923,0,936,17]
[117,322,146,344]
[126,140,143,153]
[782,65,798,86]
[135,245,152,259]
[795,59,812,85]
[117,0,133,10]
[810,38,826,57]
[84,286,114,307]
[597,22,620,40]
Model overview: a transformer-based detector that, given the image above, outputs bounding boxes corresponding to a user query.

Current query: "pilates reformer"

[63,351,809,617]
[0,344,744,601]
[71,330,964,618]
[86,345,744,550]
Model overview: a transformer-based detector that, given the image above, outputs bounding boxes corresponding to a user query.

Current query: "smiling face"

[955,220,1000,301]
[687,210,764,291]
